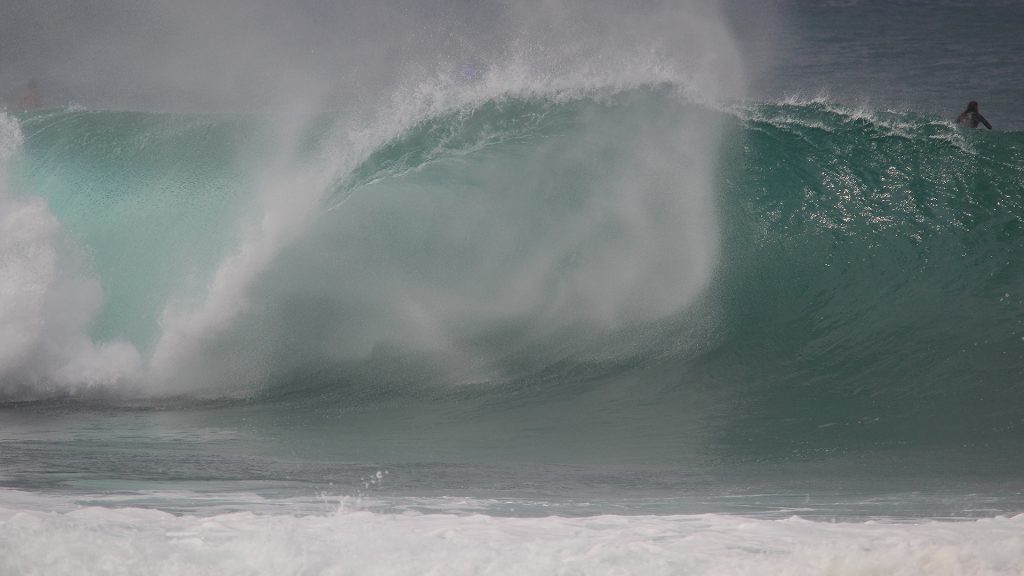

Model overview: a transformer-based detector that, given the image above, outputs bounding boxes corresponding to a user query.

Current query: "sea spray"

[137,48,744,396]
[145,82,729,397]
[137,0,747,396]
[2,0,748,398]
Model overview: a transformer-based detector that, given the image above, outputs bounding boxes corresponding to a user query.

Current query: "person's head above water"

[957,100,992,129]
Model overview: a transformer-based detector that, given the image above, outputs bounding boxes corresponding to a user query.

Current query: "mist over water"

[1,0,750,112]
[0,0,750,397]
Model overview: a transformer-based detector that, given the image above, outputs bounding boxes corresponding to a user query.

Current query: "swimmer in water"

[957,101,992,129]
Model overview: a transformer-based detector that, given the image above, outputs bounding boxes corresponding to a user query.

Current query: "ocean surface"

[2,1,1024,574]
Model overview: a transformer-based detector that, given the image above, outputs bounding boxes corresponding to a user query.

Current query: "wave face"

[3,93,1024,462]
[713,102,1024,458]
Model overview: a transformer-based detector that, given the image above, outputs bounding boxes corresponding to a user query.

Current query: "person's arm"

[978,113,992,130]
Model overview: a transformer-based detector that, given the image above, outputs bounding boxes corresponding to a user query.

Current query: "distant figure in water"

[957,101,992,129]
[19,81,41,109]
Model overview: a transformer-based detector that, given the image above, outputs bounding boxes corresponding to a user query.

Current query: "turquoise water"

[7,94,1024,462]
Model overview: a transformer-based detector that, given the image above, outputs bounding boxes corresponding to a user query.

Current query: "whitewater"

[2,0,1024,574]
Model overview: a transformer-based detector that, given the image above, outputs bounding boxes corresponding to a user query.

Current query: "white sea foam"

[0,490,1021,576]
[0,113,140,396]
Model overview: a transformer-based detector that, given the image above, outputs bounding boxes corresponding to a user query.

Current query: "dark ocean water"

[1,2,1023,574]
[748,0,1024,130]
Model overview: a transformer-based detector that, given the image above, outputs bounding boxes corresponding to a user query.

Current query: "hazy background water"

[744,0,1024,129]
